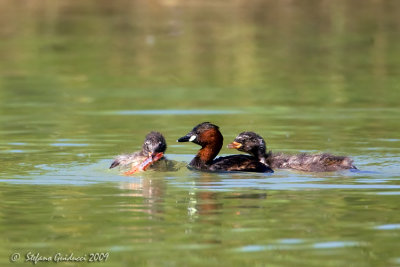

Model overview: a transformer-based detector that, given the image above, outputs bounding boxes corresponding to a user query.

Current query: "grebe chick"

[110,131,167,174]
[228,131,357,172]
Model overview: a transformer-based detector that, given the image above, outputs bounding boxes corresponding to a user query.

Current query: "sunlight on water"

[235,240,361,252]
[374,224,400,230]
[312,241,360,249]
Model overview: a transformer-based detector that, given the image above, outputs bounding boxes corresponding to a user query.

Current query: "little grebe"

[110,131,167,174]
[177,122,273,173]
[228,131,357,172]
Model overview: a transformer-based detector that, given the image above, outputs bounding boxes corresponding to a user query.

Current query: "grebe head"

[177,122,223,147]
[228,131,267,159]
[142,131,167,155]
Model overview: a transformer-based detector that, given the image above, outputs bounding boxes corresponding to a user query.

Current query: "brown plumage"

[177,122,273,173]
[228,131,357,172]
[265,152,356,172]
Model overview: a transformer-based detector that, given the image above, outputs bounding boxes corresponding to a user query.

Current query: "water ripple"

[94,109,241,116]
[374,224,400,230]
[312,241,359,249]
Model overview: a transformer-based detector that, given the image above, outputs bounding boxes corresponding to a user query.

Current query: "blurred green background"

[1,1,400,266]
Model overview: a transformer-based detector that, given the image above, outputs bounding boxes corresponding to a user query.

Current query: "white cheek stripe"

[189,135,196,142]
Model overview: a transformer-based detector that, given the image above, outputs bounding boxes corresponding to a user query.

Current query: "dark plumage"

[110,131,167,171]
[229,131,357,172]
[210,154,271,172]
[177,122,273,173]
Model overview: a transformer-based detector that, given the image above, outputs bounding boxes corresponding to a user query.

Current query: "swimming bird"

[177,122,273,173]
[228,131,357,172]
[110,131,167,174]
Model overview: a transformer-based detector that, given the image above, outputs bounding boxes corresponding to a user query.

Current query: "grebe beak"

[227,141,242,149]
[177,133,196,142]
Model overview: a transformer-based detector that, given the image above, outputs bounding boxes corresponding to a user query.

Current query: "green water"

[1,1,400,266]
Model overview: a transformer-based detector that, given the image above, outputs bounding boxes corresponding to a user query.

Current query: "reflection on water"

[1,153,400,266]
[1,131,400,266]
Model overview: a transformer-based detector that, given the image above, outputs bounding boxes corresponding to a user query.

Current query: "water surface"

[1,1,400,266]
